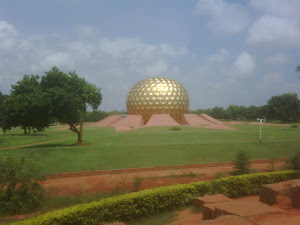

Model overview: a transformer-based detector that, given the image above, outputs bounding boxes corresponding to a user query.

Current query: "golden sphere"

[126,77,189,123]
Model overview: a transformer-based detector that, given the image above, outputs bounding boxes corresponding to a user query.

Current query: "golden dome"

[126,77,189,123]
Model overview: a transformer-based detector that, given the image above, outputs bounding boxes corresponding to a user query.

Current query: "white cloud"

[0,20,191,110]
[227,52,256,79]
[0,21,17,38]
[250,0,300,19]
[195,0,250,36]
[74,26,100,39]
[146,60,169,75]
[247,16,300,47]
[264,54,289,65]
[208,48,229,63]
[0,21,18,51]
[31,52,75,71]
[98,38,188,60]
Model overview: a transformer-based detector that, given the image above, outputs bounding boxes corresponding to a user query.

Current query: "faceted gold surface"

[126,77,189,123]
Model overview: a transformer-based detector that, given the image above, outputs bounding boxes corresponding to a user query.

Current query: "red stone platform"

[194,194,232,210]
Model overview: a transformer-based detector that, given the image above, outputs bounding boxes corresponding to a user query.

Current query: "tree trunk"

[69,122,83,144]
[77,121,83,143]
[23,127,27,134]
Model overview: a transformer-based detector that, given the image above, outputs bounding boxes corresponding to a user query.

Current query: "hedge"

[12,170,300,225]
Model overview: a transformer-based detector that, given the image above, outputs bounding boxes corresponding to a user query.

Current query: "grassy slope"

[0,125,299,174]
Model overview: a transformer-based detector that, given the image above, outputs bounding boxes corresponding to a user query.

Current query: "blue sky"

[0,0,300,111]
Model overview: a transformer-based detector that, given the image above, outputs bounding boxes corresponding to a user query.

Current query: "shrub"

[133,177,143,192]
[169,126,181,131]
[287,152,300,169]
[233,150,251,175]
[291,124,298,128]
[12,170,300,225]
[0,151,46,215]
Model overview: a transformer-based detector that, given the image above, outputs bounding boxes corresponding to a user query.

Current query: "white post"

[257,118,266,142]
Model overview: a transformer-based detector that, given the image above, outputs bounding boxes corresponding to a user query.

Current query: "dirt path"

[44,158,287,196]
[0,138,73,150]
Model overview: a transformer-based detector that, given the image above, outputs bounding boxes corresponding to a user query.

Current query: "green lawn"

[0,124,299,174]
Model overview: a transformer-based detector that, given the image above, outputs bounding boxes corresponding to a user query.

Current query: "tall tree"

[8,75,51,134]
[267,93,300,122]
[40,67,102,143]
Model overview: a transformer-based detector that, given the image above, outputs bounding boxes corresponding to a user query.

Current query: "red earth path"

[44,158,287,196]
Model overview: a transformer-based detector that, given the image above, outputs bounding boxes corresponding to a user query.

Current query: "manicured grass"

[0,124,300,174]
[0,126,75,148]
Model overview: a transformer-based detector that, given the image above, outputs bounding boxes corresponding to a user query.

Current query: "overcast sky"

[0,0,300,111]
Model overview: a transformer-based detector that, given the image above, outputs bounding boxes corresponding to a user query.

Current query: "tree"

[8,75,51,134]
[211,106,227,119]
[287,152,300,170]
[233,150,251,175]
[226,105,247,120]
[40,67,102,143]
[0,152,45,214]
[0,92,13,134]
[267,93,300,122]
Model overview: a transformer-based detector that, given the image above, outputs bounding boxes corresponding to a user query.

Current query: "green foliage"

[0,92,12,134]
[40,67,102,143]
[41,67,102,125]
[84,111,109,122]
[210,106,228,119]
[192,105,267,121]
[169,126,181,131]
[287,152,300,170]
[0,152,46,215]
[233,150,251,175]
[8,75,51,134]
[189,108,211,115]
[267,92,300,123]
[12,170,300,225]
[41,191,126,213]
[291,124,298,128]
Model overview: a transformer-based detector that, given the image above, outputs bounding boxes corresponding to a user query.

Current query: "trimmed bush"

[12,170,300,225]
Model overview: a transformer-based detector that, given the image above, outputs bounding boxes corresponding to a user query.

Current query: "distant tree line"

[190,92,300,123]
[84,92,300,124]
[83,110,126,122]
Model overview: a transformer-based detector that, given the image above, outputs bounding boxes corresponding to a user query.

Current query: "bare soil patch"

[44,159,286,196]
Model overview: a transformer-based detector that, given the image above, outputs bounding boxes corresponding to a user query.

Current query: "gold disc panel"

[126,77,189,123]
